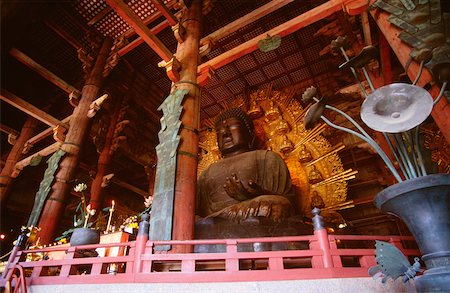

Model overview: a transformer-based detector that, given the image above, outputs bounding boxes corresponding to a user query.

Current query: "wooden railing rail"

[0,234,420,286]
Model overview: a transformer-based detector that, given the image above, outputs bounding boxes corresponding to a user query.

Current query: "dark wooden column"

[88,95,124,211]
[0,117,39,204]
[171,0,202,253]
[38,38,113,244]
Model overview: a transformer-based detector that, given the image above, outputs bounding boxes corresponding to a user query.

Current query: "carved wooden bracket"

[101,173,114,187]
[87,93,109,118]
[198,66,215,87]
[22,142,33,154]
[110,135,127,155]
[52,125,67,143]
[69,91,79,107]
[103,36,128,77]
[172,23,186,43]
[113,119,130,137]
[158,57,181,82]
[7,133,17,145]
[342,0,369,15]
[199,38,215,57]
[102,53,120,77]
[77,47,95,74]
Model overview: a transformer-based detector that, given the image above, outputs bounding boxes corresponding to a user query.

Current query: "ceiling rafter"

[44,20,82,49]
[9,48,81,97]
[105,0,174,62]
[198,0,366,74]
[200,0,294,46]
[0,124,19,136]
[118,20,169,56]
[150,0,178,26]
[0,89,68,128]
[27,115,72,146]
[122,0,178,38]
[14,142,61,175]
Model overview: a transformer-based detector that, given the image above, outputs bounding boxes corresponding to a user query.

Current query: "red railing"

[0,231,420,286]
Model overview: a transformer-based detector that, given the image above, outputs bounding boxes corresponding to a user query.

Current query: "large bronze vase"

[69,228,100,246]
[374,173,450,292]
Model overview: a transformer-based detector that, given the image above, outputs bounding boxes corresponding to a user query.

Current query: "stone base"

[28,277,416,293]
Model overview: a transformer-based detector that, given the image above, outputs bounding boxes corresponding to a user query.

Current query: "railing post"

[329,237,343,268]
[225,240,239,272]
[134,213,150,273]
[312,208,334,268]
[3,226,29,280]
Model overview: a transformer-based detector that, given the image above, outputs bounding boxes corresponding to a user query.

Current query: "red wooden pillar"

[171,0,202,253]
[38,38,113,244]
[89,96,123,211]
[0,117,39,205]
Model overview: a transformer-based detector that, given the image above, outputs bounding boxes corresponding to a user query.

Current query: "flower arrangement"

[120,215,139,232]
[55,183,97,242]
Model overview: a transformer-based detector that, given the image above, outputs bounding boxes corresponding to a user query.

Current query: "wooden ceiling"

[0,0,406,238]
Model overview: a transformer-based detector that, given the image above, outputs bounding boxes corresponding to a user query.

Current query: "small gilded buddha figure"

[298,144,313,163]
[310,191,325,210]
[247,93,263,119]
[279,134,294,154]
[275,118,289,134]
[308,165,323,184]
[265,100,280,121]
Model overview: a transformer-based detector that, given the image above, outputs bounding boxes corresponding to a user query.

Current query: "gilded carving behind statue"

[198,86,351,220]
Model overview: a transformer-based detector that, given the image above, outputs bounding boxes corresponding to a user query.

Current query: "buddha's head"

[214,108,255,157]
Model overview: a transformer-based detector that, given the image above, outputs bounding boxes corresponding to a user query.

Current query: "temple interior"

[0,0,449,276]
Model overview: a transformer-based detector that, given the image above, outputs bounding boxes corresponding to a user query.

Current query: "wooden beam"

[198,0,364,72]
[150,0,178,26]
[111,177,149,197]
[123,0,177,38]
[27,115,71,146]
[78,162,150,198]
[105,0,173,61]
[9,48,81,96]
[200,0,294,45]
[13,142,62,177]
[44,20,82,49]
[0,89,68,128]
[0,124,19,137]
[87,6,113,26]
[370,9,450,143]
[118,20,170,56]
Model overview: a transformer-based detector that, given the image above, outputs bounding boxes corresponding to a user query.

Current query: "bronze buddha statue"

[195,108,310,251]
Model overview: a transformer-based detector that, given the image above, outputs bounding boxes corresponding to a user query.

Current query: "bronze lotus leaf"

[360,83,433,133]
[304,96,329,130]
[339,45,378,69]
[302,86,317,104]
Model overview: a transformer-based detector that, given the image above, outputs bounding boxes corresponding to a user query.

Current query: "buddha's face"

[216,117,251,157]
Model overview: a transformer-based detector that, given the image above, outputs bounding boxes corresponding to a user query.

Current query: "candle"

[106,200,115,233]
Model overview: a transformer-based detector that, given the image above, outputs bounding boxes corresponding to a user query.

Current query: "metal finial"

[312,208,325,230]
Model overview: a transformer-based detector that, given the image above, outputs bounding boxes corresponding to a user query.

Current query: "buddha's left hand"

[219,195,293,222]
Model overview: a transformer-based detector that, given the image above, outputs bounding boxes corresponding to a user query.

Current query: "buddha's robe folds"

[197,149,294,217]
